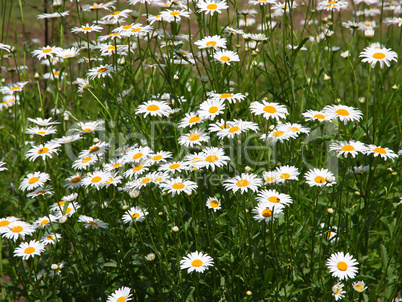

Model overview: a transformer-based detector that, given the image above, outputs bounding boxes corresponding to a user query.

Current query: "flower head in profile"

[87,64,115,80]
[332,282,346,300]
[352,280,367,292]
[214,50,240,65]
[122,206,148,224]
[180,251,214,273]
[366,145,398,161]
[327,251,359,280]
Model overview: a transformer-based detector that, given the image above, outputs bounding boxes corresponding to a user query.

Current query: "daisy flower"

[78,215,109,229]
[27,117,60,127]
[0,217,20,230]
[223,27,244,35]
[159,161,189,173]
[82,170,111,190]
[122,206,148,224]
[320,223,337,242]
[304,168,336,187]
[53,202,80,218]
[223,173,262,194]
[149,151,172,165]
[41,233,62,245]
[249,0,277,5]
[160,9,191,22]
[73,120,105,134]
[350,165,369,174]
[107,286,133,302]
[366,145,398,161]
[352,281,367,292]
[197,0,229,15]
[199,147,230,171]
[55,47,80,59]
[329,140,367,158]
[0,81,29,95]
[256,189,293,209]
[180,251,214,273]
[71,23,103,34]
[32,46,62,60]
[210,92,246,103]
[261,127,298,143]
[262,171,280,184]
[323,105,363,124]
[19,172,50,191]
[72,155,100,170]
[124,147,153,163]
[332,282,346,301]
[14,240,46,260]
[0,43,11,52]
[214,50,240,65]
[1,95,18,110]
[317,0,348,11]
[101,9,133,22]
[79,141,110,159]
[360,45,398,68]
[194,35,227,50]
[280,123,310,136]
[26,142,60,161]
[178,129,209,147]
[123,162,150,178]
[159,177,198,196]
[217,119,259,139]
[198,98,225,120]
[33,215,58,229]
[327,251,359,280]
[87,64,115,80]
[302,109,335,122]
[26,126,57,136]
[206,196,222,212]
[104,172,123,188]
[64,173,83,188]
[252,202,283,223]
[2,221,35,241]
[49,194,78,212]
[249,101,289,121]
[179,112,204,128]
[136,100,171,117]
[26,186,54,198]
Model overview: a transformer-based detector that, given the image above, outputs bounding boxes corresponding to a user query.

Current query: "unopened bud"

[246,291,252,296]
[51,264,59,270]
[34,72,40,79]
[122,205,129,210]
[172,226,179,232]
[59,215,68,223]
[245,166,252,172]
[145,253,156,261]
[324,74,331,81]
[354,191,361,196]
[327,208,334,214]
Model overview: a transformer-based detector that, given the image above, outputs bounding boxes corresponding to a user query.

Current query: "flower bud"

[327,208,334,214]
[145,253,156,261]
[172,226,179,232]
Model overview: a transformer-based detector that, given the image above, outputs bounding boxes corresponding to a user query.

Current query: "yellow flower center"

[206,41,217,47]
[313,114,325,119]
[314,176,325,183]
[97,68,108,73]
[91,176,102,183]
[72,176,82,183]
[266,177,275,182]
[337,261,348,271]
[172,182,185,189]
[272,131,284,137]
[228,126,240,133]
[289,127,299,132]
[0,221,10,227]
[131,28,142,32]
[268,196,280,203]
[133,153,143,159]
[113,163,122,168]
[116,297,126,302]
[10,86,20,91]
[38,147,50,154]
[131,213,140,219]
[88,221,98,226]
[89,146,100,153]
[328,0,337,3]
[207,3,218,9]
[65,207,72,214]
[36,190,46,195]
[209,106,219,113]
[29,177,39,184]
[263,105,277,113]
[83,128,93,132]
[335,109,349,116]
[355,285,363,291]
[82,157,92,163]
[111,11,121,15]
[262,208,272,217]
[170,11,181,15]
[373,147,386,154]
[169,163,180,169]
[46,235,54,240]
[188,133,200,141]
[42,48,52,53]
[37,131,46,135]
[40,219,49,225]
[107,46,116,50]
[24,247,36,254]
[220,56,230,61]
[152,155,163,161]
[147,104,160,111]
[11,226,23,233]
[205,155,219,162]
[82,27,92,31]
[220,93,233,98]
[141,178,152,184]
[57,201,66,207]
[191,259,203,267]
[236,179,250,187]
[210,200,219,207]
[189,116,200,123]
[133,165,143,172]
[123,25,132,29]
[341,145,355,151]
